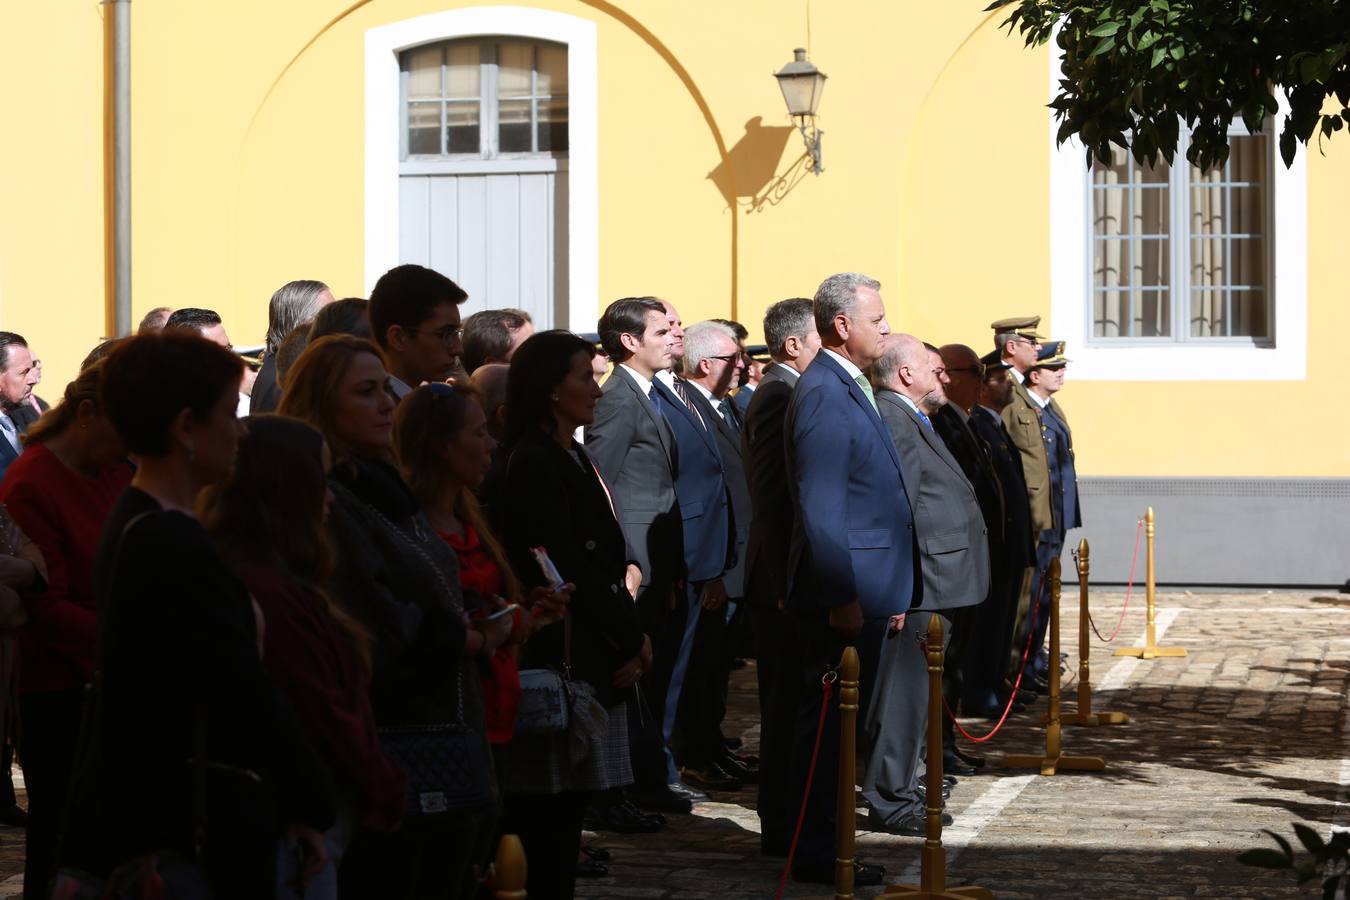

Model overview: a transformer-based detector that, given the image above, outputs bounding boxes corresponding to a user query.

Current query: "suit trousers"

[1006,566,1037,682]
[661,582,704,782]
[784,617,849,872]
[750,605,806,853]
[675,596,735,769]
[962,568,1021,710]
[941,605,978,751]
[859,612,950,826]
[628,581,679,789]
[1026,530,1066,676]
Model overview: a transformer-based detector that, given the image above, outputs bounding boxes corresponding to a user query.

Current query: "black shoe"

[952,747,986,769]
[624,785,692,815]
[0,805,26,828]
[793,859,885,886]
[576,859,609,878]
[717,751,759,785]
[915,783,951,804]
[941,753,978,777]
[668,780,710,803]
[870,811,953,837]
[682,762,742,792]
[584,799,663,833]
[618,798,666,825]
[581,844,611,862]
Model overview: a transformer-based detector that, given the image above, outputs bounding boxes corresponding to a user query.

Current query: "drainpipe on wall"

[112,0,131,335]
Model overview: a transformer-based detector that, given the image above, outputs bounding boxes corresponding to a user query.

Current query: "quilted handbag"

[379,720,494,817]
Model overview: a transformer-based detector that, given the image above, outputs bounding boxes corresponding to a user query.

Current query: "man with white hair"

[677,321,755,792]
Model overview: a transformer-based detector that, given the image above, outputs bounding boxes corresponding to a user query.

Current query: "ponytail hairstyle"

[22,362,105,447]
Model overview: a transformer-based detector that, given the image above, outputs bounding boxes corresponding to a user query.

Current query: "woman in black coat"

[498,330,650,900]
[74,332,334,899]
[279,335,508,899]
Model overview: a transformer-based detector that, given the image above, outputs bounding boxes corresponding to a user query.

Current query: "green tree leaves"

[986,0,1350,170]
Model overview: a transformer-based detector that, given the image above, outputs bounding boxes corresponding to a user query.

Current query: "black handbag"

[379,718,494,816]
[368,505,495,819]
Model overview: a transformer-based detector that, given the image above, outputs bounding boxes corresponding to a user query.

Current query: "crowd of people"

[0,265,1080,898]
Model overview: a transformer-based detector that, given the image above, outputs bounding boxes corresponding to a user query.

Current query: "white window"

[1090,127,1272,344]
[401,38,568,160]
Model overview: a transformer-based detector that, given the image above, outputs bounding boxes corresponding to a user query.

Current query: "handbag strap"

[363,500,469,728]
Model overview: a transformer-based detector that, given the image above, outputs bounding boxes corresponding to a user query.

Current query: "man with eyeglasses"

[991,315,1054,693]
[368,264,468,400]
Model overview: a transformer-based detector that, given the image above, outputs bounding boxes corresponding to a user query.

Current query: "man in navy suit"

[680,320,754,791]
[740,298,819,855]
[648,301,733,797]
[0,334,40,480]
[783,273,916,887]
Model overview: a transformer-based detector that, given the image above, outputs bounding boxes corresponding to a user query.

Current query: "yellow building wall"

[0,1,1345,478]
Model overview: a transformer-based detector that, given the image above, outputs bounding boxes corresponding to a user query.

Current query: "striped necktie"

[671,378,707,430]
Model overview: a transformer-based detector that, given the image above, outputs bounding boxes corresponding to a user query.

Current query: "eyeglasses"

[932,366,948,378]
[707,353,742,363]
[407,325,464,346]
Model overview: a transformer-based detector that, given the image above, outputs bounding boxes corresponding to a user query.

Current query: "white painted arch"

[364,6,598,333]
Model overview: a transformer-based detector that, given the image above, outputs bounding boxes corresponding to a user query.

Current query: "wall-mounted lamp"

[774,48,827,175]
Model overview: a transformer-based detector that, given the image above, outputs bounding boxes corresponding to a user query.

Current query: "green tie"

[854,375,879,414]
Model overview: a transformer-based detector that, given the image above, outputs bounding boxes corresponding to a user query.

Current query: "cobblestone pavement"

[0,589,1343,899]
[576,589,1350,900]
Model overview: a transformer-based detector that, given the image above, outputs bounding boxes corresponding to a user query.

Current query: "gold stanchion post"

[1000,559,1105,775]
[1063,539,1130,727]
[835,647,859,900]
[1113,507,1187,659]
[883,615,992,900]
[490,834,527,900]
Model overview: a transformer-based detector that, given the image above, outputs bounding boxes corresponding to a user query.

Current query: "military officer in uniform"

[991,316,1052,690]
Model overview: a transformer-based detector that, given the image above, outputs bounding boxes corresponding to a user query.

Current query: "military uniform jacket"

[1002,379,1054,534]
[1043,398,1082,531]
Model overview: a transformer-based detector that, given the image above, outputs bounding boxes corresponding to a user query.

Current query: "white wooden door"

[398,166,568,328]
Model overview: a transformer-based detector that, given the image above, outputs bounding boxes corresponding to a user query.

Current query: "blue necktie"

[918,411,934,431]
[648,385,663,414]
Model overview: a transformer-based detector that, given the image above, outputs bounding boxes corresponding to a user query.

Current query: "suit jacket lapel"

[615,367,676,472]
[818,353,905,476]
[655,379,722,460]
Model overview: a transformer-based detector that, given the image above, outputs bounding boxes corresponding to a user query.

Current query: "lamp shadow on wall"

[707,117,812,215]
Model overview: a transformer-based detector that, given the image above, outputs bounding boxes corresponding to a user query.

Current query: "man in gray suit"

[586,297,696,809]
[866,333,990,835]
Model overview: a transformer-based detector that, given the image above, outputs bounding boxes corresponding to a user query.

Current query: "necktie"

[853,375,879,414]
[671,379,707,430]
[918,411,934,431]
[718,398,739,431]
[648,384,663,414]
[0,414,18,455]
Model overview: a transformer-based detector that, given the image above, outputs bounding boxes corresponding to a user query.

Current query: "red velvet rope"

[1087,518,1143,643]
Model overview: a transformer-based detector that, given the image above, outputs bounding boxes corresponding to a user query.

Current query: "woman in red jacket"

[199,414,407,899]
[0,361,131,900]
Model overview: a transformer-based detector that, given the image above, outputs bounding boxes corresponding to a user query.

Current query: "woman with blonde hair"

[279,335,508,898]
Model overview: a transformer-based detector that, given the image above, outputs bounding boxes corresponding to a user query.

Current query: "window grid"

[1087,126,1273,345]
[399,39,567,161]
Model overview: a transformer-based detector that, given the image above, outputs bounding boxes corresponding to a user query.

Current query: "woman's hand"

[612,635,653,689]
[623,564,642,599]
[526,583,573,631]
[470,608,514,655]
[284,823,329,892]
